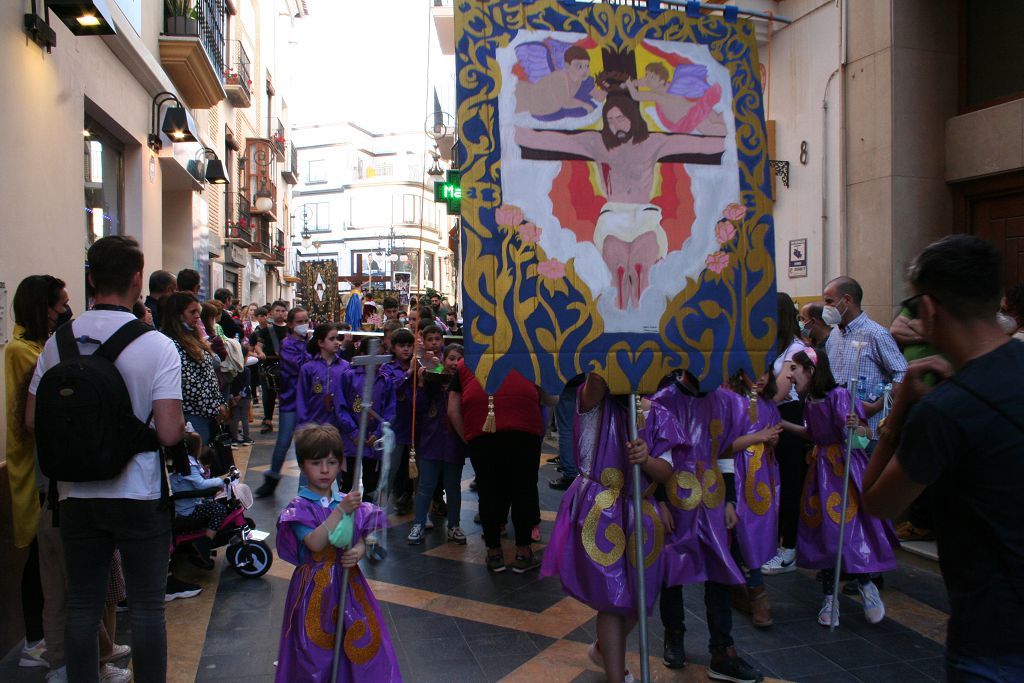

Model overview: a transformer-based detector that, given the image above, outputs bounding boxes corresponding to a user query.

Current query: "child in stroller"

[168,433,231,569]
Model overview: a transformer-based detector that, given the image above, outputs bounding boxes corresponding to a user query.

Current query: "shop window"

[84,115,124,246]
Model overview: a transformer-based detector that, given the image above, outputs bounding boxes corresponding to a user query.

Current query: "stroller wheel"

[227,540,273,578]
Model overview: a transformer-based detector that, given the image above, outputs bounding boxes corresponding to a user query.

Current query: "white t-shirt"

[773,337,808,403]
[30,310,182,500]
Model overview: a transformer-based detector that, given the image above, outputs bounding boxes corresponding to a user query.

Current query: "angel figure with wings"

[626,46,726,135]
[514,39,606,121]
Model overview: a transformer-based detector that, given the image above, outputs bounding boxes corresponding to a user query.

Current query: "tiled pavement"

[2,425,951,682]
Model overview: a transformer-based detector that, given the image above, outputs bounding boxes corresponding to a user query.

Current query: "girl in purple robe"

[781,349,898,628]
[275,424,401,683]
[407,344,468,545]
[725,369,783,629]
[542,373,671,683]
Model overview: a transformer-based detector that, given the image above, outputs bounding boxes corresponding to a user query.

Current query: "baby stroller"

[171,466,274,578]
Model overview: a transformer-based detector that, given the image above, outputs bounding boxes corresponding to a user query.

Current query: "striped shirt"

[825,312,907,437]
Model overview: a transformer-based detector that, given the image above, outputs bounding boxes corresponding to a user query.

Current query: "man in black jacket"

[214,288,242,340]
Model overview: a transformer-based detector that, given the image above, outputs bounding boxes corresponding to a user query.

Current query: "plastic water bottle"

[867,382,886,403]
[856,374,868,400]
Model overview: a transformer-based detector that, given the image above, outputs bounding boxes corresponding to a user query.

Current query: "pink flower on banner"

[537,258,566,279]
[495,204,524,227]
[722,203,746,222]
[518,222,541,244]
[706,251,730,274]
[714,219,737,244]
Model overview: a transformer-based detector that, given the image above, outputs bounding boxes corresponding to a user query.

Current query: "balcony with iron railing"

[271,120,286,162]
[265,229,286,266]
[160,0,227,109]
[248,217,274,260]
[245,138,278,222]
[281,143,299,185]
[223,191,252,245]
[224,40,251,108]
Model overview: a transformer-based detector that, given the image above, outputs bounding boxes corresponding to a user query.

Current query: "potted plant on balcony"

[165,0,199,36]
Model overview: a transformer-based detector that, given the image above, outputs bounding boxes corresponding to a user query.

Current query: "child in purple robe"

[379,328,416,514]
[298,324,353,434]
[542,373,670,683]
[725,369,783,628]
[407,344,468,545]
[781,349,898,628]
[643,371,764,683]
[337,352,390,499]
[275,424,401,683]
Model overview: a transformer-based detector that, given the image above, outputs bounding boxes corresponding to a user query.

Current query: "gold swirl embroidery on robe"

[305,549,338,650]
[667,461,725,511]
[626,499,664,569]
[343,568,383,665]
[353,396,363,414]
[582,468,626,567]
[744,443,772,515]
[826,486,859,525]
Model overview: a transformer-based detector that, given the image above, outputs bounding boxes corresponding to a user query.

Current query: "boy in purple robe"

[378,327,416,513]
[781,348,898,628]
[275,424,401,683]
[297,323,352,433]
[542,373,670,683]
[725,369,783,629]
[643,371,763,683]
[336,355,389,499]
[407,344,469,545]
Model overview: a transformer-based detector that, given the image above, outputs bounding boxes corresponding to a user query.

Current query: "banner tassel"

[482,395,497,433]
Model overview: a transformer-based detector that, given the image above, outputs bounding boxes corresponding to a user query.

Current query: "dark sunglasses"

[901,292,941,319]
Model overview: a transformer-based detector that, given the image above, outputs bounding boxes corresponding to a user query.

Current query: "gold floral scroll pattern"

[456,0,776,394]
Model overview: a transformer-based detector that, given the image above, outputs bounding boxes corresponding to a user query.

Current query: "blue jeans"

[555,384,578,478]
[947,651,1024,682]
[184,414,213,446]
[414,459,462,528]
[267,410,300,485]
[61,498,171,683]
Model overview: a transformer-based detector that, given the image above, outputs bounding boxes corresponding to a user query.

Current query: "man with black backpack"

[26,235,185,683]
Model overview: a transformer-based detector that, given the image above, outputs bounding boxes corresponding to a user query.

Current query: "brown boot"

[749,585,773,628]
[731,585,752,614]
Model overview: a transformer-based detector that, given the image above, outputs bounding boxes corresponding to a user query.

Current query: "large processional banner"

[300,259,340,324]
[456,0,777,394]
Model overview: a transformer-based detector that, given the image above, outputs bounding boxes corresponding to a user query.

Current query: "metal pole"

[627,394,650,683]
[331,339,388,683]
[829,340,866,631]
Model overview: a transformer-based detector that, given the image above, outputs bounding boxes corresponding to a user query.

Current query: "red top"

[453,360,544,442]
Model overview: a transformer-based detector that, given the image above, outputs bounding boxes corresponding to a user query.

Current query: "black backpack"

[36,319,160,482]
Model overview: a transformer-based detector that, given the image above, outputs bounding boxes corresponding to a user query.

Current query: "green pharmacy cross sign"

[434,170,461,216]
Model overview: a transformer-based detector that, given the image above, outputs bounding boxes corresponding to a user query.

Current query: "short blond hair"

[646,63,670,83]
[294,423,344,463]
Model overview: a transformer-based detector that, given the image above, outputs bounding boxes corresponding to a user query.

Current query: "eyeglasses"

[900,292,940,319]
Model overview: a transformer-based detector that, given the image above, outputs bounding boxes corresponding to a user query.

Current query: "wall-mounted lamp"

[148,91,196,152]
[196,147,229,185]
[24,0,115,53]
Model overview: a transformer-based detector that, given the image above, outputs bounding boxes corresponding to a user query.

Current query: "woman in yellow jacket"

[5,274,67,668]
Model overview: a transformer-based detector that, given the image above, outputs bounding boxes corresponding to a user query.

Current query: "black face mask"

[55,307,74,328]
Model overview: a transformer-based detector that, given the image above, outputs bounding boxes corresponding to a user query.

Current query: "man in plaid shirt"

[823,276,907,439]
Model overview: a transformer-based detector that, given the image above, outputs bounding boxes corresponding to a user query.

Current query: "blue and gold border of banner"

[456,0,777,394]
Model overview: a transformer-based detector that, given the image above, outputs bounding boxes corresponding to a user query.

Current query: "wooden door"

[953,171,1024,289]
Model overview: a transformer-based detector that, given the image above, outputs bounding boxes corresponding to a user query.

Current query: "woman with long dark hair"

[161,292,226,444]
[761,292,810,575]
[5,275,66,669]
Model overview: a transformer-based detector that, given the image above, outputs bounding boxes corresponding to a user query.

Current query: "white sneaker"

[858,580,886,624]
[19,639,49,668]
[100,663,133,683]
[407,524,424,545]
[425,518,435,530]
[818,594,839,627]
[761,547,797,575]
[101,643,131,664]
[46,666,68,682]
[447,526,467,544]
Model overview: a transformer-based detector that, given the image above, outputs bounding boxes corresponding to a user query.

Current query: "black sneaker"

[708,647,763,683]
[260,422,274,434]
[510,552,541,574]
[254,476,279,499]
[115,599,128,613]
[663,627,687,669]
[548,475,574,490]
[486,552,506,573]
[165,576,202,602]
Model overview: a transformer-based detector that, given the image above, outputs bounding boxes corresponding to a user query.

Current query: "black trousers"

[22,538,44,643]
[339,456,382,501]
[262,382,277,422]
[776,400,808,549]
[468,431,542,549]
[659,582,734,652]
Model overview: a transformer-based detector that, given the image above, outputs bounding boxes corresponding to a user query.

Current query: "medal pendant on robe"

[353,396,362,414]
[313,378,323,395]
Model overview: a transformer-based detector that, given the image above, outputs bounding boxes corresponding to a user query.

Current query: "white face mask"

[294,323,309,336]
[821,306,842,327]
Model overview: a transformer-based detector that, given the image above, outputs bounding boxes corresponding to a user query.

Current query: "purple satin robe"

[297,355,352,435]
[416,385,466,464]
[796,387,899,573]
[338,366,389,461]
[541,394,665,616]
[644,385,745,587]
[733,395,782,569]
[277,336,311,412]
[276,499,400,683]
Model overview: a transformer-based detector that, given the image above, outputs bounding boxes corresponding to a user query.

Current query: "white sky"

[289,0,435,132]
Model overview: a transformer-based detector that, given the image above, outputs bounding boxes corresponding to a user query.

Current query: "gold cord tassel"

[634,395,646,430]
[482,395,496,433]
[408,446,419,479]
